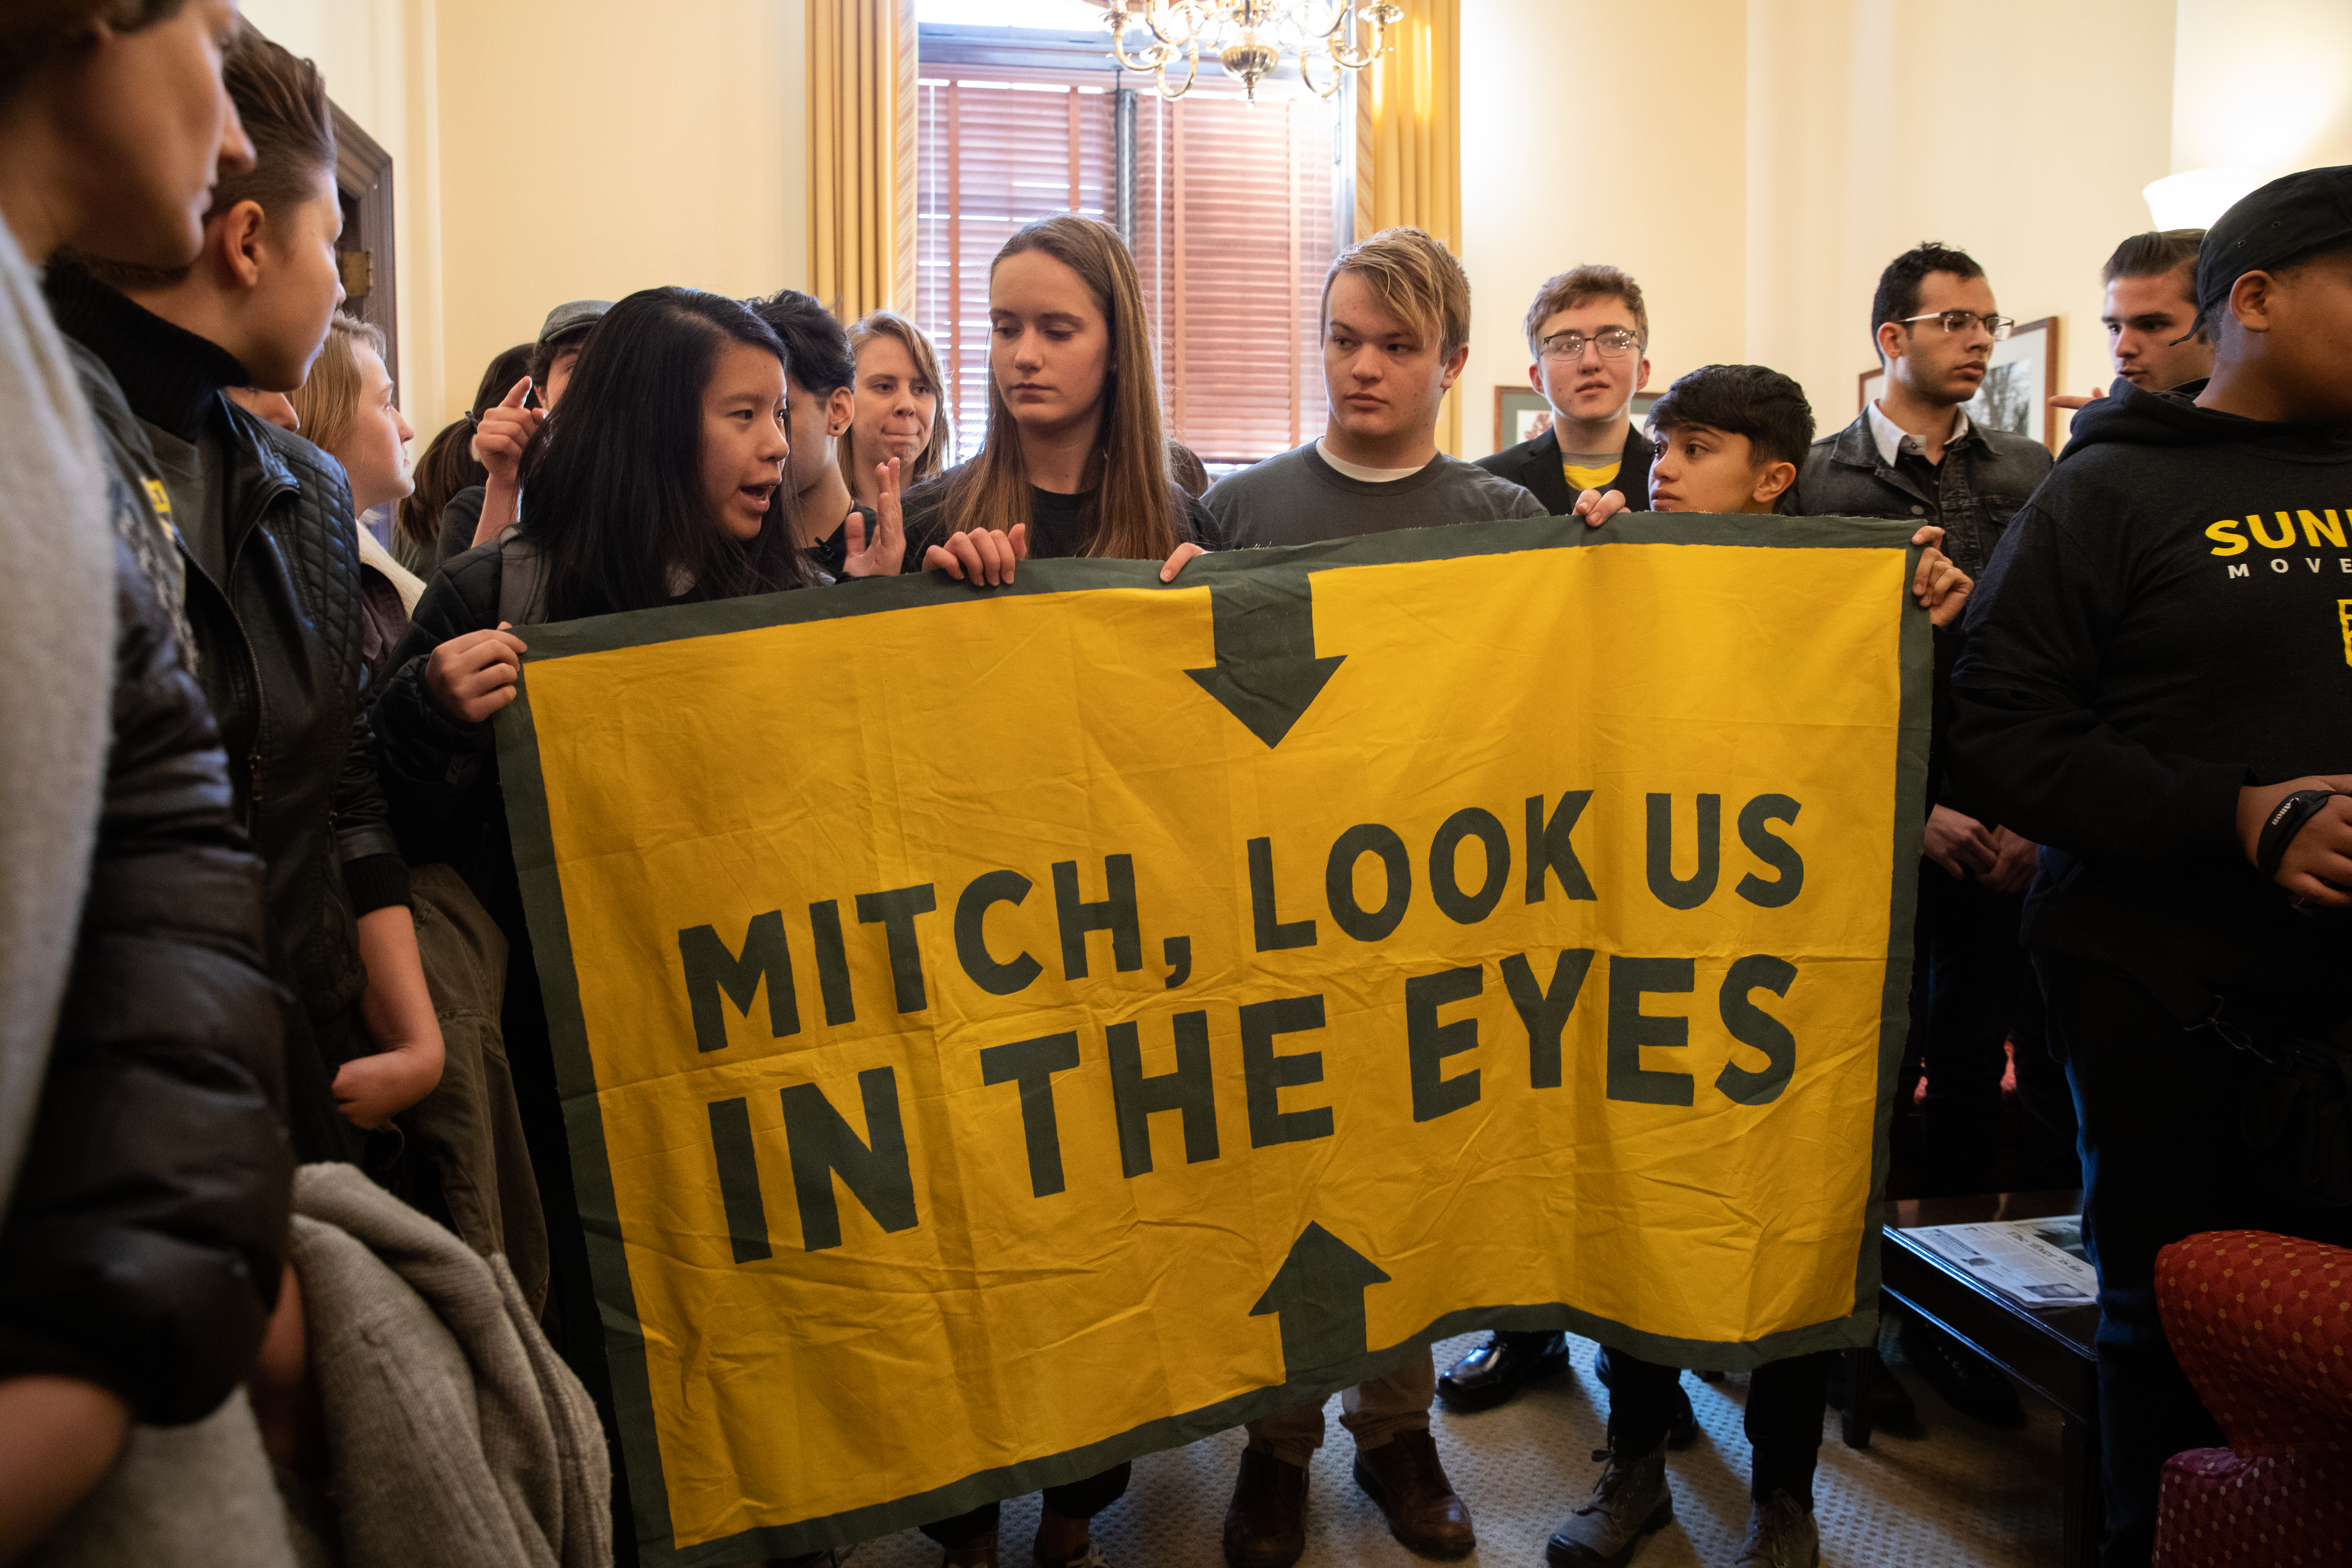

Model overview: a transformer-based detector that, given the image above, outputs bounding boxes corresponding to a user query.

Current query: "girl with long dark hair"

[369,290,818,1517]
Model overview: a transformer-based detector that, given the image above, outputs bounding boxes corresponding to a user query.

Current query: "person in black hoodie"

[1950,165,2352,1568]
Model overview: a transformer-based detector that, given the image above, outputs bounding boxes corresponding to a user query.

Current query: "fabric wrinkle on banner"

[496,512,1931,1565]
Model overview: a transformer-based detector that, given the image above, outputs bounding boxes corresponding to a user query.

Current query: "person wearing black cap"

[437,297,611,557]
[1950,164,2352,1566]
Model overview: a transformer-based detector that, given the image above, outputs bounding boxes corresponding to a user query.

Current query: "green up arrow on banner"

[1249,1222,1394,1385]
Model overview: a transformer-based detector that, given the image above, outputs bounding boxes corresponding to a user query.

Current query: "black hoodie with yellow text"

[1949,379,2352,994]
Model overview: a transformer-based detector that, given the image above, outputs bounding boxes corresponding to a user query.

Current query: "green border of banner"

[495,511,1930,1564]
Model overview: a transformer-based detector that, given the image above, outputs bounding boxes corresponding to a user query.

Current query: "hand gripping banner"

[496,513,1931,1564]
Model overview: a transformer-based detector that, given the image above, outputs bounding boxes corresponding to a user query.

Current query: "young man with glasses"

[1794,241,2056,1428]
[1952,165,2352,1568]
[1476,266,1653,515]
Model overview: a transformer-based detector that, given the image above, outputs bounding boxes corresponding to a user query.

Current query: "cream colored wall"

[1461,0,2176,461]
[243,0,810,433]
[1459,0,1750,457]
[1743,0,2175,450]
[434,0,807,431]
[241,0,447,436]
[2173,0,2352,178]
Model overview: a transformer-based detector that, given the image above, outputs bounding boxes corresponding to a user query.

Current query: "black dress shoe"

[1436,1330,1570,1412]
[1901,1317,2025,1428]
[1590,1347,1701,1449]
[1825,1347,1917,1429]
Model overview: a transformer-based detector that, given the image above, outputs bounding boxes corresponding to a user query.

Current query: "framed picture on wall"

[1856,316,2063,453]
[1494,387,1551,453]
[1492,389,1666,456]
[1965,315,2060,452]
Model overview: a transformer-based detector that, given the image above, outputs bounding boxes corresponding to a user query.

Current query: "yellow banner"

[498,514,1930,1564]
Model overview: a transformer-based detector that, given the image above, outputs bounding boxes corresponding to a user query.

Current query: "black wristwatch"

[2256,788,2335,879]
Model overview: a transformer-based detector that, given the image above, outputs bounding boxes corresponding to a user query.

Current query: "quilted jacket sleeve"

[0,539,293,1424]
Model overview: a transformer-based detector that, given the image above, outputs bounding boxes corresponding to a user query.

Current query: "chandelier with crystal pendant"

[1100,1,1406,103]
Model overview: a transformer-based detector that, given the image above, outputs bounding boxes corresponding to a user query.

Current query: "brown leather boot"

[1351,1429,1475,1559]
[1222,1447,1308,1568]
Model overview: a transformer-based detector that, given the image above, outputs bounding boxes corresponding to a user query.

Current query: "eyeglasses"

[1539,328,1643,362]
[1895,310,2016,341]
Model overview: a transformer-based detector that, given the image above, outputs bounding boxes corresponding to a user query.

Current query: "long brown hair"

[844,310,952,486]
[938,215,1180,562]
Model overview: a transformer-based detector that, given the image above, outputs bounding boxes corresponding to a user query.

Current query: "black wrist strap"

[2257,789,2334,879]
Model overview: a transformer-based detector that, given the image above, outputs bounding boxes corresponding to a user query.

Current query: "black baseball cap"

[2197,164,2352,320]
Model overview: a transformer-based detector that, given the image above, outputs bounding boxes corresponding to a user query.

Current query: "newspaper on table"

[1906,1214,2098,1309]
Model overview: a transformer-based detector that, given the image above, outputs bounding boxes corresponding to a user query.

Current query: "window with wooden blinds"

[916,64,1115,454]
[916,41,1344,470]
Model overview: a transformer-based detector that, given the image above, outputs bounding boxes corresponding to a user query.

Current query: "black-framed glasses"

[1895,309,2016,341]
[1539,328,1643,362]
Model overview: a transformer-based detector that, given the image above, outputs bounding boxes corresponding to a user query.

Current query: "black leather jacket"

[45,267,409,1041]
[0,540,293,1425]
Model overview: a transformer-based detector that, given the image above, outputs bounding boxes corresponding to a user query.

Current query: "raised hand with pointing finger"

[469,376,544,547]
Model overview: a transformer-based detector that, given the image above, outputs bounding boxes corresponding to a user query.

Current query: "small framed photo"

[1494,387,1552,453]
[1493,388,1664,455]
[1856,316,2063,453]
[1967,315,2060,452]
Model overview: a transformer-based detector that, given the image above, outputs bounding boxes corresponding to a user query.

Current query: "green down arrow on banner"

[1183,571,1346,748]
[1249,1223,1393,1384]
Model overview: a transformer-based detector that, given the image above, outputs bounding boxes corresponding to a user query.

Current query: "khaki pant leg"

[1243,1396,1329,1470]
[1337,1345,1436,1452]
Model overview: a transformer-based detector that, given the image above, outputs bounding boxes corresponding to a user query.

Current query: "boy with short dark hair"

[1552,365,1967,1568]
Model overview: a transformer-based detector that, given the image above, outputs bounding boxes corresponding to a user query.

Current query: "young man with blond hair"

[1203,226,1526,1568]
[1199,224,1544,553]
[1477,264,1654,514]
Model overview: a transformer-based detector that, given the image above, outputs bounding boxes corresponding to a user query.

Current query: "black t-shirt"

[1951,380,2352,993]
[898,471,1210,567]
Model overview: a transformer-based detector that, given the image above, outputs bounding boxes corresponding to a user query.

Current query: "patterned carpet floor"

[837,1328,2067,1568]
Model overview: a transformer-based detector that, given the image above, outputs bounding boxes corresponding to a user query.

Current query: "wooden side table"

[1844,1191,2102,1568]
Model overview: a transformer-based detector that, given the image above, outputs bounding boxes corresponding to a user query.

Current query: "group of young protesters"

[3,8,2349,1568]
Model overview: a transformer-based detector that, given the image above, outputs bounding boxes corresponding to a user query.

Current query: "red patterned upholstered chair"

[2150,1230,2352,1567]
